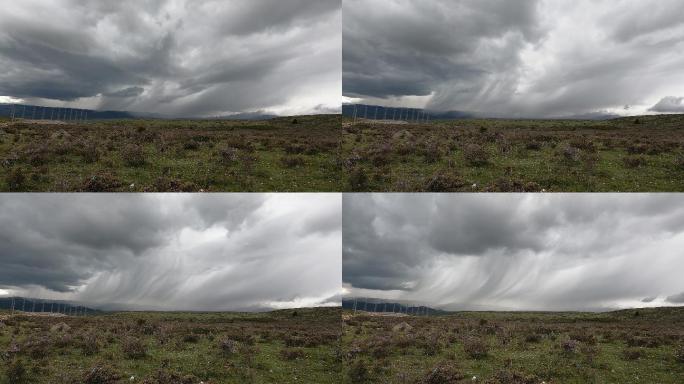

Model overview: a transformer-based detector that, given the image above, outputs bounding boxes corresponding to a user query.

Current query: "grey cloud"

[344,0,684,118]
[650,97,684,113]
[0,0,341,116]
[343,194,684,311]
[642,297,657,303]
[666,292,684,304]
[0,194,341,311]
[104,87,145,98]
[343,0,541,101]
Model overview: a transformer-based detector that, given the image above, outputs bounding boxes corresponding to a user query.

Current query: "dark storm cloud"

[666,292,684,304]
[0,194,341,311]
[343,0,684,118]
[343,194,684,311]
[650,97,684,113]
[0,0,341,116]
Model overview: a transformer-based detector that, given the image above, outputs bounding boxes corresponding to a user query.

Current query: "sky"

[343,194,684,312]
[0,194,342,311]
[343,0,684,118]
[0,0,341,117]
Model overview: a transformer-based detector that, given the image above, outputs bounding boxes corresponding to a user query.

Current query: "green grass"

[0,308,341,383]
[0,115,342,192]
[341,114,684,191]
[342,308,684,383]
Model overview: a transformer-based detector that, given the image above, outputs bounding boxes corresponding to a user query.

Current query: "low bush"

[121,336,147,359]
[463,336,488,359]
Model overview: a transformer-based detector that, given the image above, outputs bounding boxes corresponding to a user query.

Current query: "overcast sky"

[0,194,341,311]
[0,0,341,117]
[343,194,684,312]
[343,0,684,118]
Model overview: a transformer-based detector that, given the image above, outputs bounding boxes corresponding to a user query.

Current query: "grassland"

[341,115,684,191]
[0,115,341,192]
[342,308,684,383]
[0,308,341,384]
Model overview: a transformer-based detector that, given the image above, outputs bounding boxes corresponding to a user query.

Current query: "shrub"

[284,143,306,154]
[122,144,146,167]
[348,167,369,191]
[484,178,541,192]
[623,155,647,168]
[347,359,369,384]
[81,172,122,192]
[560,145,581,162]
[525,333,542,343]
[5,359,27,383]
[627,144,648,154]
[22,144,50,165]
[182,334,199,343]
[422,361,465,384]
[525,141,542,151]
[463,336,488,359]
[23,336,51,359]
[183,140,199,150]
[622,348,644,361]
[218,146,239,164]
[424,171,466,192]
[674,153,684,170]
[83,363,122,384]
[280,155,305,168]
[626,336,660,348]
[78,141,100,163]
[141,369,198,384]
[219,338,239,356]
[463,143,489,166]
[675,345,684,363]
[280,348,305,360]
[561,339,579,354]
[485,369,538,384]
[122,336,146,359]
[5,167,26,191]
[81,333,101,356]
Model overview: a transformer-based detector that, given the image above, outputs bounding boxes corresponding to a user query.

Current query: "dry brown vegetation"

[0,308,341,383]
[342,115,684,191]
[342,308,684,383]
[0,115,341,192]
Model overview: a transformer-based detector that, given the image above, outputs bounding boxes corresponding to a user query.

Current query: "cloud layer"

[0,0,341,117]
[343,0,684,117]
[343,194,684,311]
[0,194,341,311]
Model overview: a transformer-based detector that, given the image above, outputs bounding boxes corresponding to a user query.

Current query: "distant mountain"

[342,103,472,121]
[0,103,282,121]
[0,103,135,120]
[0,297,100,315]
[342,298,446,316]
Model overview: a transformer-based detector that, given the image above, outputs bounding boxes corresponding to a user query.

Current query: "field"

[342,308,684,383]
[341,115,684,192]
[0,308,341,384]
[0,115,341,192]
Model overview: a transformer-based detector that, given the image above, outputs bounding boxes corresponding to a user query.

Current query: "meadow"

[342,308,684,383]
[342,115,684,192]
[0,115,341,192]
[0,308,341,384]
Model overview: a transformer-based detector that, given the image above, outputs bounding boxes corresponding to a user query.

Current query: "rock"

[392,322,413,332]
[392,130,414,141]
[50,322,71,333]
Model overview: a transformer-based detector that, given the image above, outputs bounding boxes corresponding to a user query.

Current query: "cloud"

[0,194,341,311]
[343,0,684,118]
[0,0,341,116]
[343,194,684,311]
[650,96,684,113]
[666,292,684,304]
